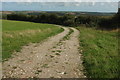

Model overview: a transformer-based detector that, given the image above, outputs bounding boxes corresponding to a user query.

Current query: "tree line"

[3,12,120,29]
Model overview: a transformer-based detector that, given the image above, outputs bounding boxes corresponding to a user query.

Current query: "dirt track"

[2,26,86,78]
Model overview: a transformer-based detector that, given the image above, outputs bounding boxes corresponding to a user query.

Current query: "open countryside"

[1,1,120,79]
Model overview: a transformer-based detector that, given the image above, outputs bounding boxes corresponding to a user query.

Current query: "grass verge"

[2,20,64,61]
[76,26,119,78]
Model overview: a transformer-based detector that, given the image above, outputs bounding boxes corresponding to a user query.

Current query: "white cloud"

[119,1,120,8]
[75,3,80,6]
[92,2,95,6]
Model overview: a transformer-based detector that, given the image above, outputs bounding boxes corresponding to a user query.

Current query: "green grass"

[77,27,119,78]
[2,20,64,61]
[63,28,74,40]
[0,20,2,62]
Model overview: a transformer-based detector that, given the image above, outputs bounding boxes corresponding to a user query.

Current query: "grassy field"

[2,20,64,61]
[77,27,119,78]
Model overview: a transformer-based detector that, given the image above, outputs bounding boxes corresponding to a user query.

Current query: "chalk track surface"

[3,26,86,78]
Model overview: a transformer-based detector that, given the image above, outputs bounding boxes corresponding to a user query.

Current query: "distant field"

[2,20,64,60]
[77,27,119,78]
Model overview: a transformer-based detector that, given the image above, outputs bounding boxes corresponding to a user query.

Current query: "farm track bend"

[3,26,86,78]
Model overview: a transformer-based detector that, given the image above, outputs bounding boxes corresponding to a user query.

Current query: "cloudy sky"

[1,0,120,12]
[1,0,119,2]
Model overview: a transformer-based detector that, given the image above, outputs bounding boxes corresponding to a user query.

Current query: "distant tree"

[7,14,29,21]
[1,14,7,19]
[6,12,119,29]
[47,13,59,24]
[28,15,37,22]
[62,14,75,26]
[39,13,49,23]
[112,13,120,28]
